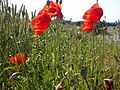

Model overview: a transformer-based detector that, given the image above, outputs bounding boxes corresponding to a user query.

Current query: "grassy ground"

[0,1,120,90]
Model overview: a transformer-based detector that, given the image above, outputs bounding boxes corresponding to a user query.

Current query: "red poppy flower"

[31,1,63,37]
[9,52,26,65]
[83,3,103,22]
[80,3,103,32]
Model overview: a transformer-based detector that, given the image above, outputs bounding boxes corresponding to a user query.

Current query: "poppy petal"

[80,21,94,32]
[80,3,103,32]
[9,52,26,65]
[31,13,51,36]
[83,3,103,22]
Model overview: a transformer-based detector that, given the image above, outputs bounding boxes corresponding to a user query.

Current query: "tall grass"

[0,0,120,90]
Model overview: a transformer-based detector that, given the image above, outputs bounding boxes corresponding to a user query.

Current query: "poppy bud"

[77,31,82,40]
[22,10,25,17]
[59,0,62,4]
[8,7,11,13]
[47,0,50,6]
[56,0,59,3]
[27,48,30,52]
[80,67,87,78]
[96,0,98,3]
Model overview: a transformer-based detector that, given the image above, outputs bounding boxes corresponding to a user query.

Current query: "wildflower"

[31,1,63,37]
[80,3,103,32]
[77,31,82,40]
[9,52,26,65]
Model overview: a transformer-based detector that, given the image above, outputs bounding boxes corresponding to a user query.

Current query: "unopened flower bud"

[60,0,62,4]
[22,10,25,17]
[56,0,59,3]
[47,0,50,6]
[8,7,11,13]
[80,67,87,78]
[96,0,98,3]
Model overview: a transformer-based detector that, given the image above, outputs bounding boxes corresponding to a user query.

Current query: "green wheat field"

[0,0,120,90]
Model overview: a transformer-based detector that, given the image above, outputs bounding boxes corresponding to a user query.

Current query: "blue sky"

[9,0,120,22]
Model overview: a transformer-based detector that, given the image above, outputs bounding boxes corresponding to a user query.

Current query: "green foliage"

[0,0,120,90]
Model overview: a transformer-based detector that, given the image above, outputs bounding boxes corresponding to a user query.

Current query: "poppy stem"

[0,49,7,60]
[85,77,91,90]
[91,30,96,90]
[102,21,105,66]
[49,26,56,35]
[13,35,24,65]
